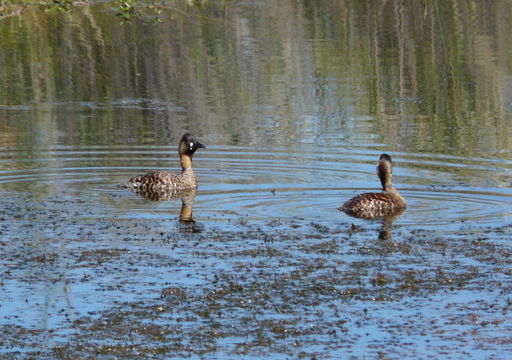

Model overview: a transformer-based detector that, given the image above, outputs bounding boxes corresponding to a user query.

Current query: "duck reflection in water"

[122,133,205,227]
[339,154,406,220]
[347,214,402,242]
[133,188,198,225]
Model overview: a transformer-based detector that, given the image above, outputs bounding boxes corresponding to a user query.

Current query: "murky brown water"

[1,0,512,358]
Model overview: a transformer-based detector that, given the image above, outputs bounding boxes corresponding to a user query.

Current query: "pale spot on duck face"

[189,142,194,150]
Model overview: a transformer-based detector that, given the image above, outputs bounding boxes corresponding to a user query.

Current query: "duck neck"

[381,177,393,192]
[381,173,402,199]
[378,163,393,192]
[180,154,193,172]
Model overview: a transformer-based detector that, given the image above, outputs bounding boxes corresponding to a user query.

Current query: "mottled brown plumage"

[339,154,406,219]
[126,133,205,193]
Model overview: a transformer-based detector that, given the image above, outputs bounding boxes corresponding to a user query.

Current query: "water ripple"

[1,145,511,229]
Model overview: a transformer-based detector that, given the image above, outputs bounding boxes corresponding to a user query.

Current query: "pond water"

[1,1,512,358]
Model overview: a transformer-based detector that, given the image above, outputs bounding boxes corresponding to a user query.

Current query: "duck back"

[340,191,405,219]
[128,169,196,192]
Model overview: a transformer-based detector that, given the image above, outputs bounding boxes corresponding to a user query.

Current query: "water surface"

[1,0,512,358]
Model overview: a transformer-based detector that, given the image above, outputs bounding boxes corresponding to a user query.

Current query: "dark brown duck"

[339,154,406,219]
[127,133,205,192]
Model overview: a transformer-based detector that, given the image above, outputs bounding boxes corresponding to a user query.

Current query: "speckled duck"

[127,133,205,193]
[339,154,406,219]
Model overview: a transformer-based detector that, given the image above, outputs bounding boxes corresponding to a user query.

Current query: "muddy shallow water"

[1,192,511,358]
[1,143,511,358]
[2,0,512,358]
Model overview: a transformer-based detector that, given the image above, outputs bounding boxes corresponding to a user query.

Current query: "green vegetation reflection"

[1,1,512,155]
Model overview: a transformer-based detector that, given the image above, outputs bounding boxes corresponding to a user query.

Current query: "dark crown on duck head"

[179,133,205,156]
[379,153,392,163]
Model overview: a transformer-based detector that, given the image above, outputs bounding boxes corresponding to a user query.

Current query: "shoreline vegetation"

[0,0,207,21]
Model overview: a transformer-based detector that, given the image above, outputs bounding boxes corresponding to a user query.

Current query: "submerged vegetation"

[1,193,511,358]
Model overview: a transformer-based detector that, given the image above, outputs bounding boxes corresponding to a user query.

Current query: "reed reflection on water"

[1,0,512,156]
